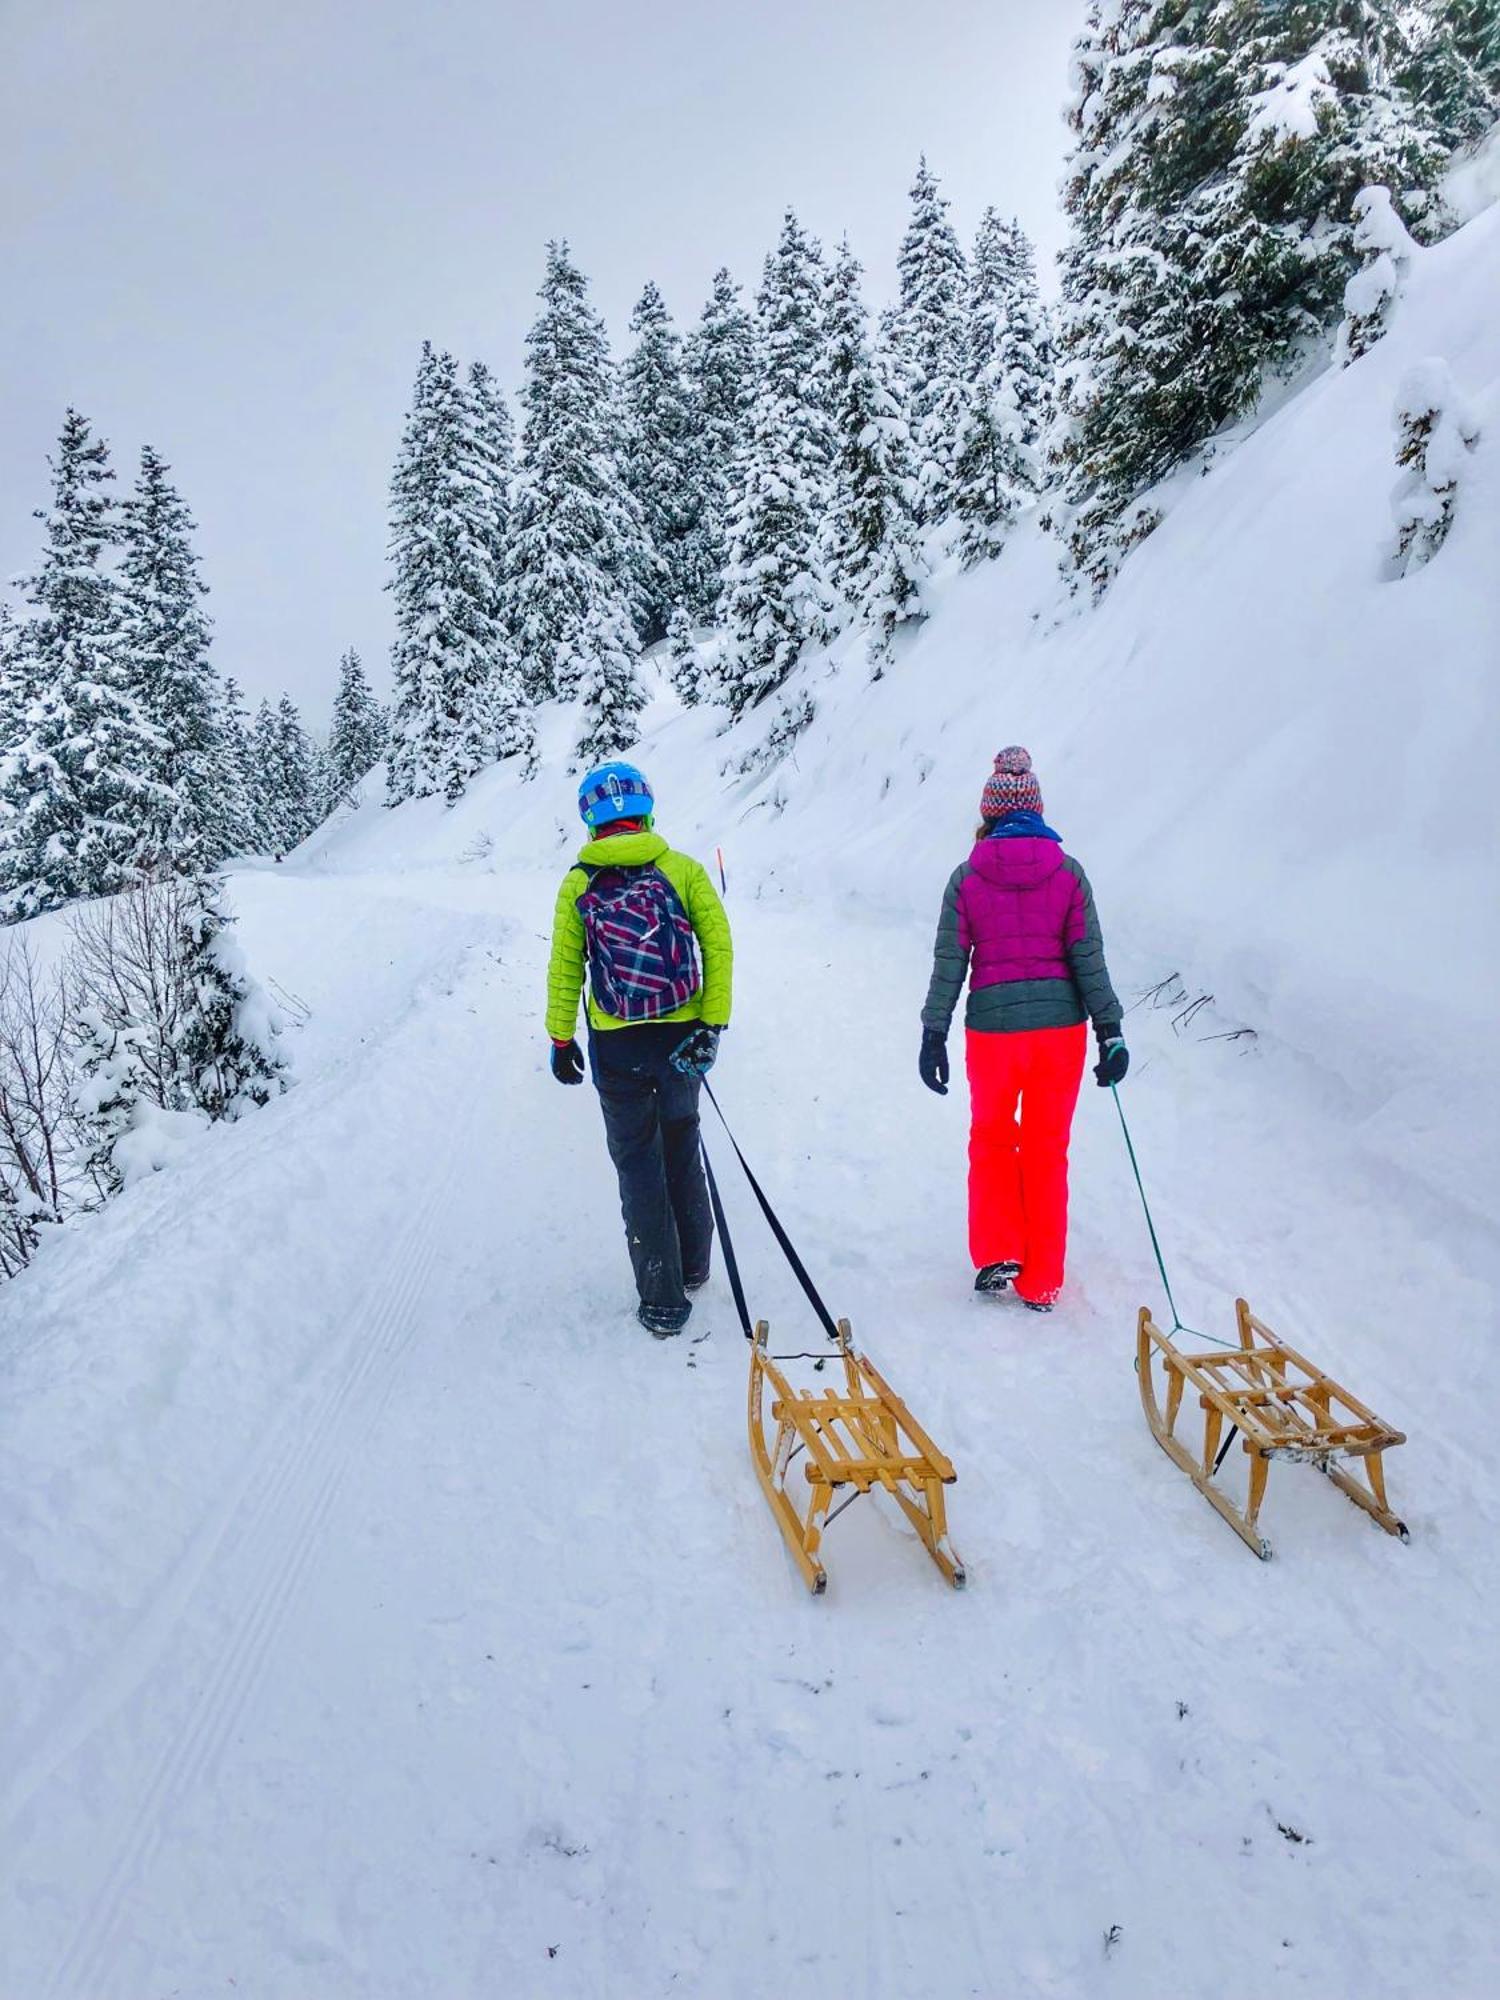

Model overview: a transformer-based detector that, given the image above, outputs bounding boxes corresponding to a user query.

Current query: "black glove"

[919,1028,950,1096]
[550,1038,585,1085]
[670,1024,721,1077]
[1093,1027,1129,1088]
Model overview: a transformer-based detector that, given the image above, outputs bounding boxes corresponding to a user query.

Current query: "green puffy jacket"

[545,830,734,1042]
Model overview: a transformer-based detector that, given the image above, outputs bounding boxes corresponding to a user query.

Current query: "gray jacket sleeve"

[1064,860,1122,1032]
[921,865,971,1034]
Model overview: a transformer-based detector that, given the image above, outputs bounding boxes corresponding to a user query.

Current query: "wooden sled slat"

[1137,1300,1408,1560]
[748,1318,965,1594]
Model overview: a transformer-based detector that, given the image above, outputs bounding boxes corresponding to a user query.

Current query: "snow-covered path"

[3,856,1498,1999]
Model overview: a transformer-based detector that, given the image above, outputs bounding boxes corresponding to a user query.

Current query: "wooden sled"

[748,1319,965,1594]
[1137,1298,1408,1560]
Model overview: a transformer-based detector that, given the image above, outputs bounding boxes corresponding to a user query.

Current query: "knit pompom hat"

[981,746,1042,821]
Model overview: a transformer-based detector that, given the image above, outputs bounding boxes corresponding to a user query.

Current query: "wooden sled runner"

[1137,1298,1407,1560]
[748,1319,965,1594]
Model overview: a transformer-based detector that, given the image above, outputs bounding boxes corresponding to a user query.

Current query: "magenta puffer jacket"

[922,829,1121,1036]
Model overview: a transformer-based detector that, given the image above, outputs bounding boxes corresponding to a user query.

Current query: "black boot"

[974,1262,1023,1297]
[638,1300,692,1338]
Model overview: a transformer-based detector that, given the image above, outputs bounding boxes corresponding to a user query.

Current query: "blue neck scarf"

[988,808,1062,844]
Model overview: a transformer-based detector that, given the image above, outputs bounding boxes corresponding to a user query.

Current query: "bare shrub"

[67,876,194,1112]
[0,939,80,1271]
[1,872,289,1284]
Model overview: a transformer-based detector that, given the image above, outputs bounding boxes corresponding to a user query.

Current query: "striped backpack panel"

[575,863,702,1022]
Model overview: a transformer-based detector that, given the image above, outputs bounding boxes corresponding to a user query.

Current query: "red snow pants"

[965,1022,1088,1306]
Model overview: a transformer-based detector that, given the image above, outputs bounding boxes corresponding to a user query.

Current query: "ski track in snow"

[48,1071,484,2000]
[3,855,1496,1999]
[2,958,483,1842]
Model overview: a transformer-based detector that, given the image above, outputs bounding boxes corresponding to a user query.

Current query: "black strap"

[701,1080,842,1346]
[701,1138,753,1341]
[574,859,657,883]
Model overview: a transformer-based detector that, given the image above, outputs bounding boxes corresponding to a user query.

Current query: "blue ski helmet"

[578,761,654,830]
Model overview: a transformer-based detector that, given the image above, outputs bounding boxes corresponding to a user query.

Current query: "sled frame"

[748,1318,965,1594]
[1137,1298,1407,1560]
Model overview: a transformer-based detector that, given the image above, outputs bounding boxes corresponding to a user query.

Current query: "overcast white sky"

[1,0,1080,718]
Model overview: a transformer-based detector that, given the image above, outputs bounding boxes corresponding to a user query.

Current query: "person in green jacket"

[546,761,733,1336]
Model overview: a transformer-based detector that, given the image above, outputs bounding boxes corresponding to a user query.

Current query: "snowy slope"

[2,205,1498,1998]
[711,196,1500,1220]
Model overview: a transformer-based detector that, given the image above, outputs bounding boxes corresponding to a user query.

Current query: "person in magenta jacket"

[920,747,1128,1310]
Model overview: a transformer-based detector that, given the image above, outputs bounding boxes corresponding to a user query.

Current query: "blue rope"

[1110,1083,1234,1350]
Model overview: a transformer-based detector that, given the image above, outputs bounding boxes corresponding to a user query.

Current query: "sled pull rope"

[705,1139,830,1355]
[1110,1084,1233,1350]
[700,1137,753,1340]
[701,1080,844,1349]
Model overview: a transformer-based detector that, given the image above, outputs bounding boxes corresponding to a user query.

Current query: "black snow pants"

[589,1021,713,1314]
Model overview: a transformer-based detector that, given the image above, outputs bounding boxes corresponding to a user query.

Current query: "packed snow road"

[2,855,1497,1999]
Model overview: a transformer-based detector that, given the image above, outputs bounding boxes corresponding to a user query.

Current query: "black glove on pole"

[1093,1026,1129,1088]
[670,1024,722,1077]
[919,1029,950,1096]
[550,1039,586,1085]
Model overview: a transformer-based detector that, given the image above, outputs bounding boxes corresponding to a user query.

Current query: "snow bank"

[1444,121,1500,227]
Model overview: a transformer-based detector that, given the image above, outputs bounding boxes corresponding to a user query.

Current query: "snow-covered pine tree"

[324,648,388,810]
[174,872,288,1120]
[570,625,649,765]
[385,341,440,805]
[0,602,31,756]
[1387,356,1481,574]
[684,268,756,621]
[666,604,706,706]
[249,699,281,850]
[385,343,506,805]
[272,694,318,846]
[1399,2,1499,145]
[1454,0,1500,71]
[212,675,258,856]
[1052,3,1202,591]
[955,210,1054,567]
[718,210,834,717]
[1337,184,1419,362]
[888,158,971,531]
[118,445,222,871]
[466,359,515,532]
[1451,0,1500,79]
[505,242,646,762]
[249,695,318,855]
[0,411,168,921]
[1054,1,1450,592]
[621,282,706,642]
[1208,1,1450,269]
[817,241,926,665]
[464,360,535,773]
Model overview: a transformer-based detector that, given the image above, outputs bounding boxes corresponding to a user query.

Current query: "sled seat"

[748,1319,965,1595]
[1137,1298,1407,1560]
